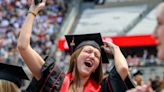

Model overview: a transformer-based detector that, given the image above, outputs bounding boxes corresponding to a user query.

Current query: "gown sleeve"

[101,66,135,92]
[36,57,65,92]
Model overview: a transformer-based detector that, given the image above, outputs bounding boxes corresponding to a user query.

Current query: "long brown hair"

[0,80,21,92]
[68,46,103,86]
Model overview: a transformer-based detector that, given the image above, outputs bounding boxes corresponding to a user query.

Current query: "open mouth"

[84,62,92,67]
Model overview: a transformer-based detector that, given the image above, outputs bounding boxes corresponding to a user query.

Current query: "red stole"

[59,73,101,92]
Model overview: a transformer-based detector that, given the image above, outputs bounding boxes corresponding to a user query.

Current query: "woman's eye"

[95,53,100,58]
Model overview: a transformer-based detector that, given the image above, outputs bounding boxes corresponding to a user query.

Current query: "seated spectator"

[151,75,161,92]
[131,69,144,86]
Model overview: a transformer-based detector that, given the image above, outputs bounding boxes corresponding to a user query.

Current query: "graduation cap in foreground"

[0,63,29,88]
[65,33,109,63]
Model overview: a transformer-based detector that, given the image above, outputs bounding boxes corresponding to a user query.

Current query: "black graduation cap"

[132,69,143,77]
[65,33,109,63]
[0,63,29,88]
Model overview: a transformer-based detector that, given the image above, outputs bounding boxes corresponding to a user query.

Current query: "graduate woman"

[17,0,135,92]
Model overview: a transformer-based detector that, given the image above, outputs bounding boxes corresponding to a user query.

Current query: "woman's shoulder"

[101,66,135,92]
[26,56,66,92]
[37,56,65,92]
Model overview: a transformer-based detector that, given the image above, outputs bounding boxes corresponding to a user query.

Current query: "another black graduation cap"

[132,69,143,77]
[0,63,29,88]
[65,33,109,63]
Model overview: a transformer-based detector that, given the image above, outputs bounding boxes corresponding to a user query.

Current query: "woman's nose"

[89,53,95,58]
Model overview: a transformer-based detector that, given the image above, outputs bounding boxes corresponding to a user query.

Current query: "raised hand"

[102,41,119,55]
[29,0,47,15]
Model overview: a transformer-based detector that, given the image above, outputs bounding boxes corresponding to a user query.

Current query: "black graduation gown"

[26,57,135,92]
[101,66,135,92]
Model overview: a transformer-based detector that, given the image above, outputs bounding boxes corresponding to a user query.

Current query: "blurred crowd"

[0,0,68,65]
[131,68,164,92]
[149,75,164,92]
[126,49,164,67]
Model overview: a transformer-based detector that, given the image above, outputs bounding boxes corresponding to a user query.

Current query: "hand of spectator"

[126,84,153,92]
[102,41,119,55]
[29,0,47,16]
